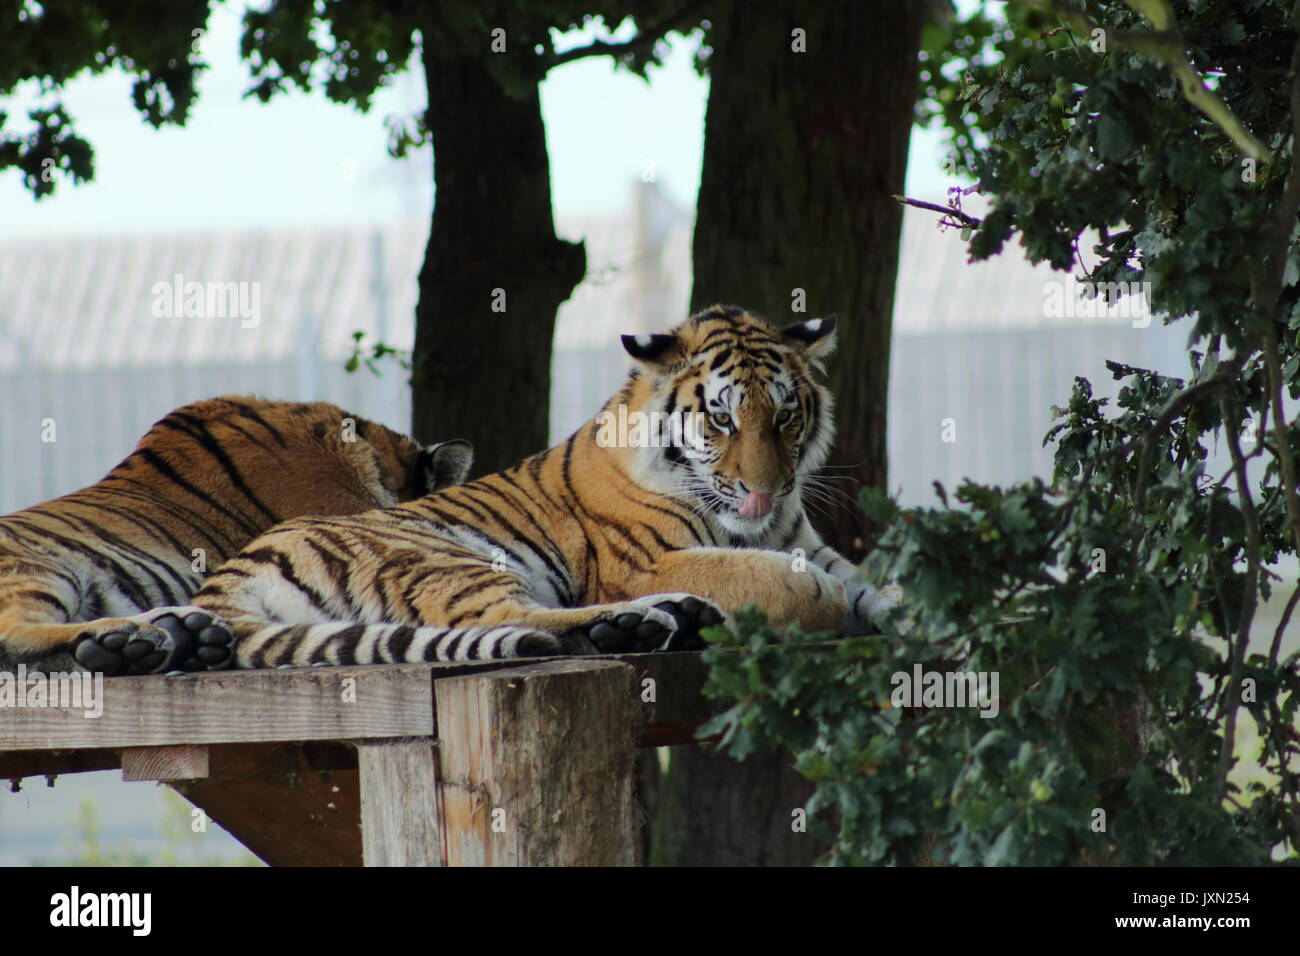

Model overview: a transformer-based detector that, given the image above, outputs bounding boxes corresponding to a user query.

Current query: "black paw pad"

[588,611,669,653]
[73,632,128,676]
[71,611,236,677]
[183,622,235,671]
[653,597,724,651]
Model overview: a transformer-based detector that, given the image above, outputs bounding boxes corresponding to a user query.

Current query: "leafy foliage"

[704,0,1300,866]
[344,330,411,377]
[0,0,707,194]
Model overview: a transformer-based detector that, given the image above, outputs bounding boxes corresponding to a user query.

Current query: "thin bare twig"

[891,195,982,228]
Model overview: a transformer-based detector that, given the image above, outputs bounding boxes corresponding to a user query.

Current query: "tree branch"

[1214,391,1262,805]
[544,2,706,70]
[1271,582,1300,668]
[891,194,982,227]
[1255,38,1300,665]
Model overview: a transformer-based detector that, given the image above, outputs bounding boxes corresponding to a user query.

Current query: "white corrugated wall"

[0,200,1192,517]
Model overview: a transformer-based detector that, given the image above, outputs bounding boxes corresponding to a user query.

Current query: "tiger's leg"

[197,547,723,665]
[0,561,232,674]
[621,547,849,635]
[407,572,727,654]
[786,516,909,633]
[364,546,727,653]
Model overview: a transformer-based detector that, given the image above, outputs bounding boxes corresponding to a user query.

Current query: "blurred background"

[0,3,1276,865]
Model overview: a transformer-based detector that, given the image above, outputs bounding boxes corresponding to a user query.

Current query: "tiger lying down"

[191,305,905,668]
[0,397,471,675]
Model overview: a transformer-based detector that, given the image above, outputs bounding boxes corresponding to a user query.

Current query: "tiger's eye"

[711,412,733,431]
[776,408,794,426]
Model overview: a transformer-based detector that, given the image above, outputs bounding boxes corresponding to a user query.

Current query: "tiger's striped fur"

[195,306,904,667]
[0,396,471,674]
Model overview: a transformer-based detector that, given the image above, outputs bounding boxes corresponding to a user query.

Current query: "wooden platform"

[0,652,716,866]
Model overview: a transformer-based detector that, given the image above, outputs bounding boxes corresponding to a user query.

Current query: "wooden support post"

[356,738,442,867]
[436,659,643,866]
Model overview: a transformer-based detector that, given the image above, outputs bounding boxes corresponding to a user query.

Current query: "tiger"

[0,396,472,675]
[191,305,905,668]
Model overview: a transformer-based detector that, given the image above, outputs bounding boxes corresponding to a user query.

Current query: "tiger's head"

[617,304,836,538]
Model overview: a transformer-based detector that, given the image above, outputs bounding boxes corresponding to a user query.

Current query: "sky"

[0,3,959,238]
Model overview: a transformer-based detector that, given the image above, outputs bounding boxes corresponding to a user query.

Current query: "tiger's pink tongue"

[739,491,773,518]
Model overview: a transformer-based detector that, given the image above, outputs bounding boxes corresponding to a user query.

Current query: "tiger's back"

[0,396,468,674]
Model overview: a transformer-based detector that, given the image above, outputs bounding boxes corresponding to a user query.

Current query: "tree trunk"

[413,50,586,475]
[647,744,825,866]
[651,0,924,867]
[691,0,920,559]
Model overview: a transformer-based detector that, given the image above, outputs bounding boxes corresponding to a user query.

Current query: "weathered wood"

[356,737,442,867]
[436,659,644,866]
[205,742,357,777]
[0,654,713,752]
[0,748,120,780]
[173,768,361,866]
[0,742,358,785]
[0,664,438,750]
[1,653,716,867]
[121,744,210,781]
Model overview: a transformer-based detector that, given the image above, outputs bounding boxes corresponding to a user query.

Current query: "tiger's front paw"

[72,607,234,675]
[647,594,727,651]
[841,582,911,636]
[579,594,726,653]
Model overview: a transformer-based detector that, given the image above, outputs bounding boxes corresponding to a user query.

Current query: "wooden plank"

[356,737,442,867]
[436,659,644,866]
[173,768,362,867]
[0,742,357,783]
[121,744,210,781]
[0,748,120,781]
[204,742,357,777]
[0,664,439,751]
[0,653,715,753]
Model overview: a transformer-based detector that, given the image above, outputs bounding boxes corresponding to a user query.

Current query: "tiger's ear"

[418,439,473,492]
[781,314,837,366]
[621,332,683,369]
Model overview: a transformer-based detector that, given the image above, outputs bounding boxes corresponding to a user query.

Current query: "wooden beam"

[357,738,442,867]
[0,748,120,780]
[172,768,362,866]
[0,742,359,782]
[436,659,644,866]
[121,744,210,781]
[0,663,440,751]
[0,653,716,753]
